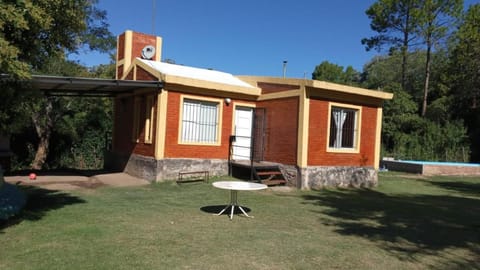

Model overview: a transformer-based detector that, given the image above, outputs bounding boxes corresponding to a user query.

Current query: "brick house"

[106,30,393,189]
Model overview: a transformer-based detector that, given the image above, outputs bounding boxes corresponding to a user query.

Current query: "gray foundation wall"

[300,166,377,190]
[155,158,228,181]
[105,151,228,182]
[271,163,378,190]
[106,151,377,188]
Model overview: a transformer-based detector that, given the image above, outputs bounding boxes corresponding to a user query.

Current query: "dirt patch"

[4,172,149,191]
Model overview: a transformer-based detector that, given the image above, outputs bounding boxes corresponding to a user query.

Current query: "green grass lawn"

[1,173,479,269]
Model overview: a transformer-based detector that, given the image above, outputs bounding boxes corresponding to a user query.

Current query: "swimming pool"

[380,159,480,176]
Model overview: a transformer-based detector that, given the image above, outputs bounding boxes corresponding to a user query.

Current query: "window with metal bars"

[181,98,219,143]
[329,107,358,149]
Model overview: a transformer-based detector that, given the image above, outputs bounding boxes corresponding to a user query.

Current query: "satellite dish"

[141,45,156,60]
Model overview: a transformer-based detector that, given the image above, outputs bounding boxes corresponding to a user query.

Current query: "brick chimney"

[116,30,163,79]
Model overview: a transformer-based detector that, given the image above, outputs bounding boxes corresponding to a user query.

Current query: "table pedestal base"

[215,190,252,220]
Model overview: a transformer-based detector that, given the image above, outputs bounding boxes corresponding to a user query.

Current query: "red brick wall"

[113,95,157,158]
[117,66,123,79]
[124,70,134,80]
[136,67,158,81]
[307,98,378,166]
[113,97,134,155]
[117,33,125,61]
[131,32,158,61]
[258,97,299,165]
[163,91,236,159]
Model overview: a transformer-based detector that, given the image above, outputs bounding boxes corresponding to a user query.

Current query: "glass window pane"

[181,99,219,143]
[329,106,358,149]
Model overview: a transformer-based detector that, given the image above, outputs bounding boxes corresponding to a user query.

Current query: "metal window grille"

[329,107,358,149]
[182,99,219,143]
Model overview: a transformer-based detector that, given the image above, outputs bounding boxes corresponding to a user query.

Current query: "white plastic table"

[212,181,268,220]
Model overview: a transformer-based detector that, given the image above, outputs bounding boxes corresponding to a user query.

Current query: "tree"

[312,61,360,86]
[448,3,480,161]
[362,51,425,102]
[416,0,463,116]
[362,0,420,90]
[449,4,480,110]
[0,0,115,169]
[0,0,114,78]
[362,51,470,162]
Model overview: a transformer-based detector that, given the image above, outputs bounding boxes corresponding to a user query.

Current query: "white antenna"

[283,60,288,78]
[152,0,156,34]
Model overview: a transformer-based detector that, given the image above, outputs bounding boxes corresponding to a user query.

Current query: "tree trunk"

[401,45,408,91]
[31,136,50,170]
[421,34,432,117]
[31,97,54,170]
[401,5,411,91]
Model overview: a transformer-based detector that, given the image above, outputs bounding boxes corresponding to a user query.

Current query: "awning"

[1,74,163,97]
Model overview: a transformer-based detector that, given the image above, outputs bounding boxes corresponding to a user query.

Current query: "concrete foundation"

[105,151,228,182]
[300,166,377,190]
[106,151,377,188]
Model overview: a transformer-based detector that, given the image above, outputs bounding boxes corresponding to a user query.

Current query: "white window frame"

[178,95,222,145]
[326,102,361,153]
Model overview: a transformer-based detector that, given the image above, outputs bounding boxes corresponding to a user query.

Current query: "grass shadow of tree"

[302,188,480,268]
[427,180,480,197]
[0,186,86,232]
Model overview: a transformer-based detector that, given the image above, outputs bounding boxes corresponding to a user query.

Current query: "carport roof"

[1,74,163,97]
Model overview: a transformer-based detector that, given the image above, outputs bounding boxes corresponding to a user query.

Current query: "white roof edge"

[137,58,256,89]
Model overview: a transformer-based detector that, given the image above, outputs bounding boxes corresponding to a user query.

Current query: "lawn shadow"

[200,205,251,215]
[302,188,480,267]
[0,185,86,232]
[5,168,123,178]
[427,180,480,197]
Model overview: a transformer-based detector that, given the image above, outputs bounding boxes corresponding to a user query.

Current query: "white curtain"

[333,109,347,148]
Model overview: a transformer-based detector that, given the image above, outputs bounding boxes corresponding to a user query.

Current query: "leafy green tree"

[449,3,480,111]
[362,0,420,90]
[0,0,115,169]
[362,49,470,162]
[448,3,480,161]
[0,0,114,78]
[312,61,360,86]
[362,51,425,103]
[416,0,463,116]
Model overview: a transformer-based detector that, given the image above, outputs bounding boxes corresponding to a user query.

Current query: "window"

[181,98,220,144]
[131,95,155,144]
[144,95,155,144]
[328,106,359,150]
[132,96,141,142]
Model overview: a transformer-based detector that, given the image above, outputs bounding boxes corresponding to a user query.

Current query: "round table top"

[212,181,268,191]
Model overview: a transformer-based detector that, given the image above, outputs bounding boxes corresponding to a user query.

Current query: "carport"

[26,75,163,97]
[0,74,164,171]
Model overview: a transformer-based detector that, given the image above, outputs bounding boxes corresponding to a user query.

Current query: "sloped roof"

[137,58,255,89]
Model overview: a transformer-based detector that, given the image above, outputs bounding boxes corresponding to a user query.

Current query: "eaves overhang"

[0,74,163,97]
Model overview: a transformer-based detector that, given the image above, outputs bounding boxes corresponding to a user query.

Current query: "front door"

[232,106,254,160]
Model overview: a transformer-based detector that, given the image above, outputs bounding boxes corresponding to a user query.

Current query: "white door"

[232,107,254,160]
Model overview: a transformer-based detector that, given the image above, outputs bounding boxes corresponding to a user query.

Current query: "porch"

[229,160,288,186]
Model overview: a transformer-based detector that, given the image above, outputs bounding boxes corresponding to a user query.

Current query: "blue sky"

[72,0,478,79]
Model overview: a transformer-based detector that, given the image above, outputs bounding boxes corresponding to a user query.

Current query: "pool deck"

[381,159,480,176]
